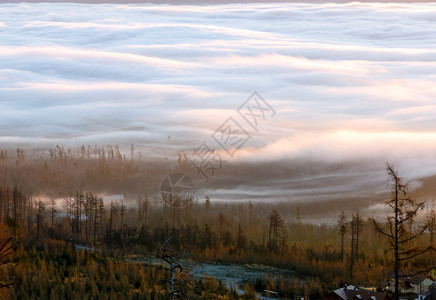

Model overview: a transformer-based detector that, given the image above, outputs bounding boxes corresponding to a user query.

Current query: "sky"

[1,2,436,181]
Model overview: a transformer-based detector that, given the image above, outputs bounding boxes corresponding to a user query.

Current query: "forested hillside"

[0,146,435,299]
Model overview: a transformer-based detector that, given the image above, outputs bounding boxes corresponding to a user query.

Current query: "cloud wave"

[1,2,436,180]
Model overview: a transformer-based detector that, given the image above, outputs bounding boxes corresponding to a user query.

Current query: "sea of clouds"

[1,2,436,180]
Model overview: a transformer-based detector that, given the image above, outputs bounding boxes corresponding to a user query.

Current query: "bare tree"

[73,191,83,234]
[153,238,193,299]
[11,186,23,237]
[248,201,254,225]
[205,196,210,220]
[50,198,56,237]
[36,200,46,239]
[354,211,364,262]
[338,211,348,260]
[120,199,125,230]
[93,195,104,246]
[142,197,149,227]
[84,193,91,242]
[373,164,431,300]
[137,195,142,227]
[347,211,364,279]
[120,199,126,247]
[236,223,246,256]
[266,209,285,252]
[217,212,225,242]
[63,193,73,234]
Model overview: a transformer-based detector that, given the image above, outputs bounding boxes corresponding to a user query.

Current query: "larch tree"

[236,223,246,256]
[120,199,126,247]
[338,211,348,260]
[106,200,117,244]
[205,196,211,220]
[63,193,73,234]
[120,199,125,230]
[373,164,431,300]
[137,195,142,227]
[350,214,356,279]
[73,191,82,234]
[50,198,56,237]
[248,201,254,226]
[354,211,364,262]
[36,200,46,239]
[266,209,285,252]
[217,212,225,242]
[142,197,149,227]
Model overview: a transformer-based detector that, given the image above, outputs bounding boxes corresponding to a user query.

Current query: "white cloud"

[1,2,436,179]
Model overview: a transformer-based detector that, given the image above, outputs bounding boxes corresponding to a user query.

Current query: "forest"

[0,145,435,299]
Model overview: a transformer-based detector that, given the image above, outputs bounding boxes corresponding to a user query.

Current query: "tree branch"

[398,226,428,244]
[398,246,432,261]
[373,219,395,239]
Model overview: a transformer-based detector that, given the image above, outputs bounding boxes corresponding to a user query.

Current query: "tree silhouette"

[337,211,347,260]
[236,223,246,256]
[153,237,193,299]
[354,211,363,262]
[36,200,46,239]
[50,198,56,238]
[266,209,285,252]
[217,212,225,242]
[373,164,431,300]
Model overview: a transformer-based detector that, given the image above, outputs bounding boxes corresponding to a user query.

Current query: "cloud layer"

[1,2,436,179]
